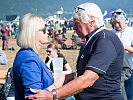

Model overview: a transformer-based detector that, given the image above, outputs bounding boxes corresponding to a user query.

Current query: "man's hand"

[25,89,53,100]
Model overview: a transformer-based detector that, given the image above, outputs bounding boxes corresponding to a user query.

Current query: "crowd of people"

[0,2,133,100]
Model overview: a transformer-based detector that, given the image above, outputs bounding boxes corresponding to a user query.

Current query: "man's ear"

[90,18,95,27]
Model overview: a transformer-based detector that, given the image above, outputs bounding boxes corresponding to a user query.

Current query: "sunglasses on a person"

[74,7,85,13]
[112,12,126,18]
[46,50,54,53]
[39,27,46,34]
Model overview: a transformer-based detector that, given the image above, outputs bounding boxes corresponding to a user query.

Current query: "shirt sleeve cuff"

[86,66,106,75]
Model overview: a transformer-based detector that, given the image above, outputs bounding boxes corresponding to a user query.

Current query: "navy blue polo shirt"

[75,28,124,100]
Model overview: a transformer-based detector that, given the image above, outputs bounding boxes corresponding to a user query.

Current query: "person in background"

[48,26,53,37]
[13,13,65,100]
[111,9,133,100]
[1,25,12,50]
[12,24,18,39]
[62,25,67,35]
[0,47,7,65]
[1,67,15,100]
[45,43,72,75]
[26,2,124,100]
[55,30,67,49]
[71,30,82,49]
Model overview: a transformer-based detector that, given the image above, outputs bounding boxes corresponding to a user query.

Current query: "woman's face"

[46,48,57,58]
[37,27,48,45]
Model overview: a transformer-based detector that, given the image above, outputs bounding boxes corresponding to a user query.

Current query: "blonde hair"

[16,13,45,49]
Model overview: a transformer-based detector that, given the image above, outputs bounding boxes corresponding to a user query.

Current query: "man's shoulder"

[103,29,114,33]
[97,29,122,45]
[97,29,116,38]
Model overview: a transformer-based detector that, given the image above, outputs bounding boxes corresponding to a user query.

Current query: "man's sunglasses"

[112,12,126,18]
[74,7,85,13]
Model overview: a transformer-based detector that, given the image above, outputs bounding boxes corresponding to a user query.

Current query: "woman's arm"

[63,63,72,74]
[25,70,99,100]
[45,56,53,68]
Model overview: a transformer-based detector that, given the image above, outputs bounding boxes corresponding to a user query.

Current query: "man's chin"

[116,28,122,31]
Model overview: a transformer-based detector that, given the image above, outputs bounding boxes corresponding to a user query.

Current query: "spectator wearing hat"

[111,9,133,100]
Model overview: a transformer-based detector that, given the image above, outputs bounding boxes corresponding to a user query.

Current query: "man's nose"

[115,23,120,27]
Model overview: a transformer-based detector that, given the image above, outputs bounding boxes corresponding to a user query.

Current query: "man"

[25,2,124,100]
[111,9,133,100]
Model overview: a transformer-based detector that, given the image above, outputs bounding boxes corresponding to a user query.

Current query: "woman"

[13,13,64,100]
[45,43,72,74]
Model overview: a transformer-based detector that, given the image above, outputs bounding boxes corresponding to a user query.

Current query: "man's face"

[113,19,126,31]
[73,18,90,39]
[73,18,84,39]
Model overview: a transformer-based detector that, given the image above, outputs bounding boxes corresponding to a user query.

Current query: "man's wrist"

[74,72,77,79]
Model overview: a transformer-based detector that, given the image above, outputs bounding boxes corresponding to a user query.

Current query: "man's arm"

[57,70,99,99]
[121,50,132,82]
[25,70,99,100]
[124,45,133,53]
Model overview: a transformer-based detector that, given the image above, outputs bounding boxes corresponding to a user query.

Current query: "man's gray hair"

[73,3,104,28]
[111,9,126,21]
[16,13,45,49]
